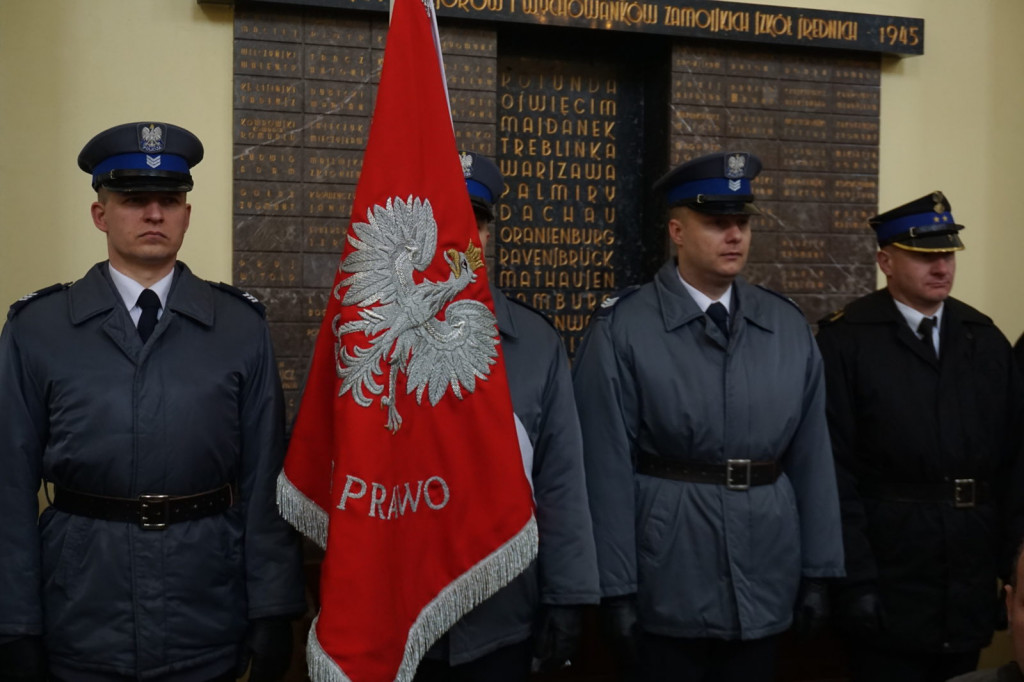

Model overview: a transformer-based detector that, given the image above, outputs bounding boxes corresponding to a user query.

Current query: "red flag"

[277,0,537,679]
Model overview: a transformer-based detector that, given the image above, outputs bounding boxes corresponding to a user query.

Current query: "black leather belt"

[51,483,235,530]
[636,453,781,490]
[859,479,990,509]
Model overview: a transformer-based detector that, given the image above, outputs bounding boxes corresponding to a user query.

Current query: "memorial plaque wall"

[234,6,881,422]
[669,45,880,323]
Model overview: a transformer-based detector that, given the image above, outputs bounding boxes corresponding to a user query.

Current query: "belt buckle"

[953,479,975,509]
[139,494,170,530]
[726,459,752,491]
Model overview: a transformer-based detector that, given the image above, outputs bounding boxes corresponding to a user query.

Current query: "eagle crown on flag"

[332,195,497,434]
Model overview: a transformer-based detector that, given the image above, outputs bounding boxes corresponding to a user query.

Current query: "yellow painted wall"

[1,0,1021,668]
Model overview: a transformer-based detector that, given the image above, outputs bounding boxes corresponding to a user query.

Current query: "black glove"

[532,605,583,672]
[792,579,829,639]
[601,595,639,675]
[236,618,294,682]
[0,636,47,682]
[836,585,884,639]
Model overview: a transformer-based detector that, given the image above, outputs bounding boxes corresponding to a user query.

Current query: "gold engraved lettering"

[797,17,858,42]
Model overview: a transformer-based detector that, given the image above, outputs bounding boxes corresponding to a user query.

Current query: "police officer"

[0,122,306,681]
[412,151,600,681]
[572,151,845,682]
[815,192,1024,682]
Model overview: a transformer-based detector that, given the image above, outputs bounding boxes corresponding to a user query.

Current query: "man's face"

[91,190,191,274]
[1007,555,1024,672]
[668,207,751,294]
[877,247,956,314]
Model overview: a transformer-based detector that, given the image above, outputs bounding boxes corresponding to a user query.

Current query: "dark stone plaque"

[833,84,880,116]
[234,251,302,287]
[302,184,355,217]
[450,91,496,124]
[234,12,303,42]
[303,253,340,288]
[445,55,496,90]
[779,173,830,202]
[757,201,831,233]
[671,73,726,106]
[779,82,831,112]
[832,176,878,204]
[235,40,303,76]
[305,81,372,115]
[235,181,303,215]
[304,45,373,81]
[779,113,828,142]
[302,114,369,149]
[779,142,830,172]
[670,106,725,137]
[454,124,495,155]
[831,204,876,232]
[234,216,304,252]
[235,76,303,112]
[832,145,878,174]
[726,77,780,109]
[235,111,303,146]
[303,16,372,46]
[832,115,880,145]
[234,145,303,182]
[304,149,362,183]
[304,217,349,253]
[744,263,876,295]
[727,110,779,139]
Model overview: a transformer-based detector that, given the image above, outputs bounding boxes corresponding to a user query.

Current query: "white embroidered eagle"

[332,195,498,433]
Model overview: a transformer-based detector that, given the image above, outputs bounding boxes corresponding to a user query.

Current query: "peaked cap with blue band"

[459,151,503,221]
[870,191,964,253]
[78,122,204,192]
[654,151,762,215]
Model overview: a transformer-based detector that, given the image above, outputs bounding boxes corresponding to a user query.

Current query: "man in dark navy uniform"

[572,151,844,682]
[0,122,305,681]
[816,192,1024,682]
[412,151,600,682]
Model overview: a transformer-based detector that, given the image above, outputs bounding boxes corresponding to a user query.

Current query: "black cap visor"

[887,229,965,253]
[93,169,194,193]
[674,194,760,216]
[470,197,494,222]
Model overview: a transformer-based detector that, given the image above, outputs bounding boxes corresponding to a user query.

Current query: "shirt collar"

[107,264,174,311]
[893,297,944,335]
[676,270,733,313]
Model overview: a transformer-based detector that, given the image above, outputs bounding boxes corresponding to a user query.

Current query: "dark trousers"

[636,632,779,682]
[413,640,533,682]
[848,643,980,682]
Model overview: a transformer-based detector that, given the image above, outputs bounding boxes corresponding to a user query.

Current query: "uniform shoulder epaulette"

[593,285,641,318]
[8,282,70,319]
[756,284,803,313]
[503,294,557,331]
[817,308,845,327]
[210,282,266,317]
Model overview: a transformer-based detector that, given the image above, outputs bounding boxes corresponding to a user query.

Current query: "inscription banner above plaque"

[202,0,923,55]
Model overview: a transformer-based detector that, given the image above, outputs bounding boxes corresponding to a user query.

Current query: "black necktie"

[706,302,730,339]
[136,289,161,343]
[917,316,937,358]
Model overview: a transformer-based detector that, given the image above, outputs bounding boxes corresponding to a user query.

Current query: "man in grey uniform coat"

[412,152,600,681]
[572,151,845,682]
[0,122,305,681]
